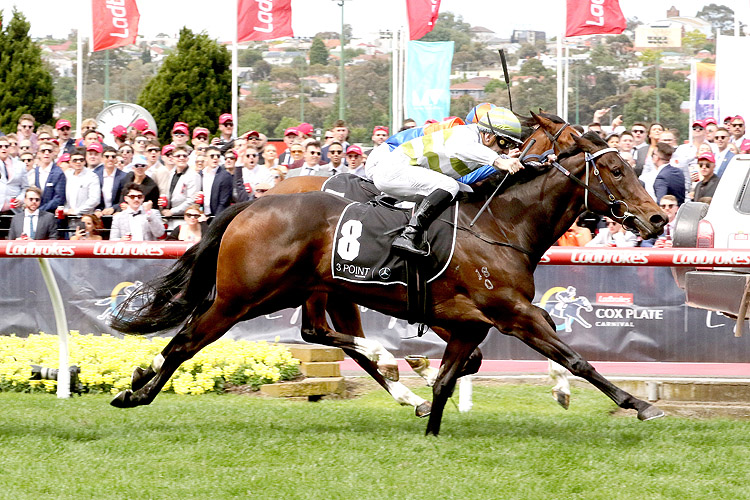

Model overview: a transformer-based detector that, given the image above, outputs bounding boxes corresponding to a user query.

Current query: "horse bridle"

[534,122,636,223]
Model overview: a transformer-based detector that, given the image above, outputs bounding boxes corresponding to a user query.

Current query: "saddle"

[326,174,458,324]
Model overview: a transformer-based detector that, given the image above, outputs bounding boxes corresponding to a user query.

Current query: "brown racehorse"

[256,111,582,415]
[111,125,667,436]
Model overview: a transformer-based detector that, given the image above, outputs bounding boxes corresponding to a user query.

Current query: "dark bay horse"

[111,128,667,436]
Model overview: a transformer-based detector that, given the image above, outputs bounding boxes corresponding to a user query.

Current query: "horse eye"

[611,167,623,178]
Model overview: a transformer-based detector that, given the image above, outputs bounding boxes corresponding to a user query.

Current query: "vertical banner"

[238,0,294,42]
[716,35,750,124]
[91,0,140,52]
[565,0,626,37]
[694,62,716,121]
[406,0,441,40]
[404,41,453,124]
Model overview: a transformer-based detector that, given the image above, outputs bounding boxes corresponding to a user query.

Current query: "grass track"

[1,384,750,500]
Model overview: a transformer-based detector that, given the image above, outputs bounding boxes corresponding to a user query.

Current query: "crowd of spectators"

[0,112,388,242]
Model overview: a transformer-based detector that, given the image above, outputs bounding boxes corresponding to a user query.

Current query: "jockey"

[366,107,524,256]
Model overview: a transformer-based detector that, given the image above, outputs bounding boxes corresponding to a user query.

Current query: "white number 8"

[337,220,363,261]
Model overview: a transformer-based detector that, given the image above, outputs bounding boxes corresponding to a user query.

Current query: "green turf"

[1,384,749,500]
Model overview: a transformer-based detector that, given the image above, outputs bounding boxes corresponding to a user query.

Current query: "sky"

[1,1,748,42]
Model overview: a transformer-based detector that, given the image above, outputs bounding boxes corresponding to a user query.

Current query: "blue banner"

[405,41,454,124]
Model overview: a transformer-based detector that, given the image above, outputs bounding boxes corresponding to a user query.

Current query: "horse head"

[562,132,667,239]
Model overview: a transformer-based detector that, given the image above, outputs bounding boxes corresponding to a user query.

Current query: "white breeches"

[365,146,459,201]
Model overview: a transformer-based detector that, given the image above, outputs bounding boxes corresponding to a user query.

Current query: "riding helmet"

[476,107,523,145]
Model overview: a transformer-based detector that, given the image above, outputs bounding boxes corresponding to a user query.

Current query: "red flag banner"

[406,0,441,41]
[238,0,294,42]
[91,0,140,52]
[565,0,626,37]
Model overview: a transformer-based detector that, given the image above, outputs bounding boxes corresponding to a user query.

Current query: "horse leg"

[302,295,431,417]
[425,324,489,436]
[111,296,250,408]
[503,304,663,421]
[540,309,570,409]
[407,326,482,387]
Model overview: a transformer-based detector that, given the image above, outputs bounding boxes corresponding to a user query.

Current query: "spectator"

[8,186,57,240]
[587,122,604,138]
[161,146,199,219]
[192,127,210,150]
[642,195,679,247]
[223,149,237,175]
[605,133,619,149]
[321,120,349,163]
[345,145,366,177]
[261,144,279,169]
[234,146,271,202]
[618,131,634,154]
[637,122,663,177]
[214,113,234,147]
[127,118,149,143]
[34,141,66,214]
[110,183,164,241]
[16,114,38,153]
[586,217,637,247]
[70,213,103,241]
[322,130,335,146]
[268,167,285,186]
[242,130,266,165]
[64,147,100,217]
[143,129,158,142]
[145,141,170,195]
[120,154,159,208]
[324,141,345,172]
[79,118,98,139]
[286,141,305,170]
[372,126,389,147]
[652,142,686,205]
[297,122,314,139]
[401,118,417,130]
[82,129,101,150]
[55,119,76,155]
[5,133,19,163]
[713,127,735,178]
[692,152,720,201]
[673,120,713,194]
[166,204,207,242]
[728,115,749,151]
[286,140,334,177]
[278,127,301,166]
[0,135,27,234]
[200,145,233,217]
[93,146,126,216]
[171,122,191,150]
[118,144,134,172]
[704,118,718,143]
[619,150,636,170]
[556,216,592,246]
[109,125,128,149]
[132,134,148,156]
[86,142,104,170]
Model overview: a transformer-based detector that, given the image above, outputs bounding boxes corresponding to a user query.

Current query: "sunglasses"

[329,149,343,154]
[226,156,236,161]
[40,149,53,154]
[21,158,34,162]
[26,197,41,202]
[174,154,188,158]
[208,154,220,159]
[197,147,208,152]
[291,150,304,154]
[0,144,8,149]
[59,127,71,131]
[173,132,186,136]
[121,149,133,154]
[185,213,201,219]
[147,148,159,152]
[732,123,745,127]
[308,151,321,156]
[715,135,729,139]
[692,126,704,131]
[133,164,147,168]
[660,203,676,208]
[196,137,208,141]
[71,158,85,163]
[246,153,258,158]
[127,194,144,199]
[19,146,30,150]
[103,153,117,159]
[698,162,713,167]
[346,154,360,158]
[20,125,33,129]
[631,129,646,134]
[221,122,234,127]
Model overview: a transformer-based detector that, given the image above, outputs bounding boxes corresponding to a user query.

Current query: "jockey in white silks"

[365,107,525,256]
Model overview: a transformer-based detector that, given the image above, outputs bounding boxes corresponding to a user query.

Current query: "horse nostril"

[650,214,667,228]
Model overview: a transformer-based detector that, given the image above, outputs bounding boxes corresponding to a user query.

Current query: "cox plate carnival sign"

[92,0,140,52]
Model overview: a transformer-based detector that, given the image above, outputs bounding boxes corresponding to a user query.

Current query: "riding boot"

[392,188,454,256]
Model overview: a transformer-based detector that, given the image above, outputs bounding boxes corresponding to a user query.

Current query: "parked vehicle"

[672,155,750,332]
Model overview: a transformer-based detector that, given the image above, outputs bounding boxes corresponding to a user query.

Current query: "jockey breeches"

[366,149,459,201]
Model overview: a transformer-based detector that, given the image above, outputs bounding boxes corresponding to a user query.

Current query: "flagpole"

[232,0,239,139]
[76,20,83,137]
[563,42,570,122]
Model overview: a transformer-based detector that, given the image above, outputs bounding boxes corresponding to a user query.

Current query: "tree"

[419,12,472,53]
[138,28,231,144]
[252,60,272,81]
[141,47,152,64]
[238,48,263,67]
[696,3,742,35]
[682,30,708,54]
[309,37,329,66]
[0,9,54,130]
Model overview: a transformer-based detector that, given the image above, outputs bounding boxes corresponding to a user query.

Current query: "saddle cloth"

[321,173,381,202]
[331,198,458,286]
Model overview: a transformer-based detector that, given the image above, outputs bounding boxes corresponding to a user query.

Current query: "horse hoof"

[110,390,134,408]
[553,390,570,410]
[131,366,150,391]
[415,401,432,418]
[638,405,665,421]
[379,364,399,382]
[405,355,429,371]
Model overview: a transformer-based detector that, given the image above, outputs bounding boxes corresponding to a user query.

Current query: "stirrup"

[393,231,429,256]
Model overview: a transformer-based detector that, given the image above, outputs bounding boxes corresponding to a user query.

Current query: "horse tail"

[110,201,254,334]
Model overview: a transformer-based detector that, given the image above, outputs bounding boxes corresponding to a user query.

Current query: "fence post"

[37,258,70,398]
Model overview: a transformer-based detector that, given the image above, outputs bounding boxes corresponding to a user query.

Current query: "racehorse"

[111,126,667,436]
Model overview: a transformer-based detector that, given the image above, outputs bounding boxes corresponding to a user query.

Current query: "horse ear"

[515,111,536,129]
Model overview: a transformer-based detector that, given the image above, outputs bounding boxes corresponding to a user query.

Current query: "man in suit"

[93,147,127,215]
[630,123,649,176]
[160,145,199,217]
[653,142,686,206]
[8,186,57,240]
[234,146,272,202]
[0,135,28,235]
[713,127,735,178]
[34,141,66,214]
[286,140,335,178]
[200,146,233,217]
[110,183,164,241]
